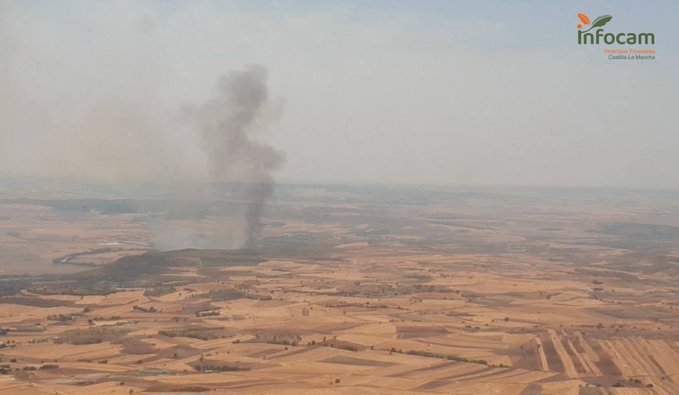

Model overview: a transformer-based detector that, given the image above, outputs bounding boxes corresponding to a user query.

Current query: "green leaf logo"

[582,15,613,32]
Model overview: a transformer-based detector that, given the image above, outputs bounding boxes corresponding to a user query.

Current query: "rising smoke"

[195,65,286,248]
[2,2,287,250]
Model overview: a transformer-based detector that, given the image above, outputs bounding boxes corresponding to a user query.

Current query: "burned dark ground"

[1,182,679,394]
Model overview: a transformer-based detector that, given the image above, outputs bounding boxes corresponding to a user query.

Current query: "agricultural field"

[1,184,678,394]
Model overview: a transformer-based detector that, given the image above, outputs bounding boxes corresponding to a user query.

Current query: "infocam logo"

[577,13,655,45]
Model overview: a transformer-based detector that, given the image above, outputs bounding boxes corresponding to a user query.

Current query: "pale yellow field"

[1,187,678,394]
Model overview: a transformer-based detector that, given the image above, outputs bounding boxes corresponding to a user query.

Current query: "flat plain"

[1,182,678,394]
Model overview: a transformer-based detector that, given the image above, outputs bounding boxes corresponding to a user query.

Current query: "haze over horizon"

[1,1,677,190]
[2,5,679,393]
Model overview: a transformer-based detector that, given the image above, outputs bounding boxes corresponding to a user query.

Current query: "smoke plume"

[195,64,285,247]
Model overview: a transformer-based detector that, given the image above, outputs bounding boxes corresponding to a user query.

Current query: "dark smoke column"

[199,65,285,248]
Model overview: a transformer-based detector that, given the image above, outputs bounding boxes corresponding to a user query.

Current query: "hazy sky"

[1,1,677,189]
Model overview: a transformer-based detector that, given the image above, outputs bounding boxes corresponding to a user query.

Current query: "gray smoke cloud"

[195,65,285,247]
